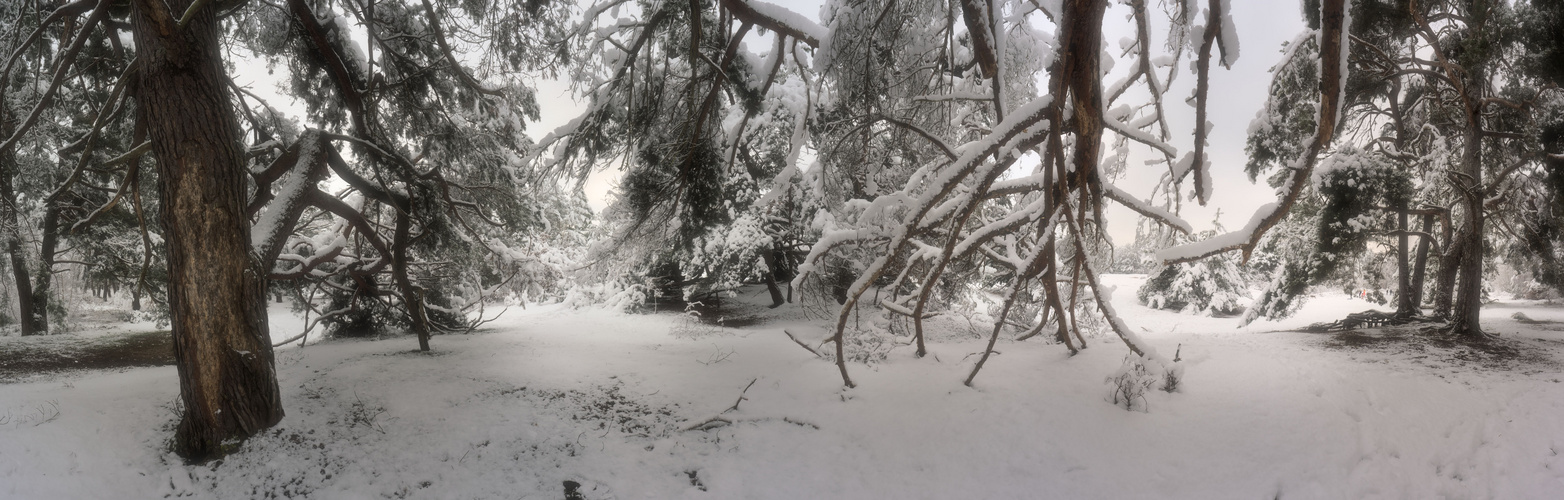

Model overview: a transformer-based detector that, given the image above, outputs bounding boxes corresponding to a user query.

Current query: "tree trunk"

[1448,70,1487,337]
[130,0,283,461]
[760,251,785,308]
[1432,236,1460,319]
[1038,240,1074,351]
[391,200,431,351]
[0,106,38,335]
[1,199,35,335]
[1395,207,1414,317]
[1409,213,1433,309]
[1448,199,1485,336]
[830,261,850,305]
[28,205,59,332]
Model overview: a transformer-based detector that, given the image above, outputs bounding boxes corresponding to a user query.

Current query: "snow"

[739,0,828,45]
[326,11,370,78]
[4,283,1561,498]
[1104,110,1177,158]
[1154,202,1277,262]
[912,91,994,102]
[1217,0,1241,67]
[1333,1,1352,126]
[251,134,323,258]
[1104,182,1194,234]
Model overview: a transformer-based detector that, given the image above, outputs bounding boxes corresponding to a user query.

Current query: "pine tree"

[1139,224,1249,317]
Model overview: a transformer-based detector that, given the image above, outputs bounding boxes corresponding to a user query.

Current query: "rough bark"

[1063,0,1107,199]
[390,200,431,351]
[1395,208,1415,316]
[1432,236,1460,318]
[958,0,997,79]
[1448,166,1485,334]
[130,0,283,461]
[0,110,37,335]
[1409,213,1433,308]
[27,205,59,332]
[1448,66,1487,337]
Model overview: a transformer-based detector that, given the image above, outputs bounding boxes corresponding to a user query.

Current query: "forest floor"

[2,275,1563,499]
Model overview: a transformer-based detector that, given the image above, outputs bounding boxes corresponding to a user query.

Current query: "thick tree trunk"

[1,202,35,335]
[1448,201,1485,336]
[0,108,38,335]
[28,206,59,332]
[1409,213,1434,309]
[391,202,431,351]
[1395,208,1414,317]
[131,0,283,461]
[1448,74,1486,337]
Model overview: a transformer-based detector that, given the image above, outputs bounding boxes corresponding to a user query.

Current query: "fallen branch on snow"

[679,378,820,432]
[783,329,823,358]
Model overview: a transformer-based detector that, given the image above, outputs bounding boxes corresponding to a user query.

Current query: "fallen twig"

[783,329,823,358]
[681,378,759,431]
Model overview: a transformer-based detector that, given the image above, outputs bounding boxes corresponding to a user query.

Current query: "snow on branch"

[1154,201,1276,262]
[951,196,1055,263]
[720,0,825,48]
[251,131,330,267]
[1157,0,1348,265]
[1103,182,1192,234]
[1214,0,1240,67]
[1103,111,1177,158]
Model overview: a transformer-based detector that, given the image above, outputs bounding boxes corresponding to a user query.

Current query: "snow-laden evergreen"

[1138,231,1249,316]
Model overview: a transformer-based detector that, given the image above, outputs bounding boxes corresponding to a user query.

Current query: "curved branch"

[1158,0,1348,265]
[719,0,822,48]
[0,0,113,155]
[419,0,502,97]
[828,114,959,161]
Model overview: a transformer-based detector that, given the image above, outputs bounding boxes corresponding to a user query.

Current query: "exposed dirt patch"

[1311,324,1560,374]
[0,330,173,382]
[1328,329,1407,348]
[646,295,773,331]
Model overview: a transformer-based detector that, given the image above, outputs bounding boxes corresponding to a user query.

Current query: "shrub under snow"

[1137,255,1249,317]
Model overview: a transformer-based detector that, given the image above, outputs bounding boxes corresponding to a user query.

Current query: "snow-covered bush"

[669,302,726,339]
[561,281,649,312]
[1106,354,1184,411]
[817,327,894,365]
[1106,355,1157,412]
[1137,251,1249,316]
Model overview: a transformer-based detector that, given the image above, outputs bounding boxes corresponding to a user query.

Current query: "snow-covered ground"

[3,276,1563,499]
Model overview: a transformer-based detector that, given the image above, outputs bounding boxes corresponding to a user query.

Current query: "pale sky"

[1097,0,1309,243]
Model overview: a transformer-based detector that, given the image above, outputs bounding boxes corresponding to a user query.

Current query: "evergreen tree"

[1139,221,1249,317]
